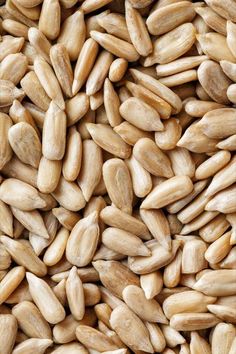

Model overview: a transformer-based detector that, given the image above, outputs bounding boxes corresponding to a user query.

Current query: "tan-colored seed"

[126,154,152,198]
[37,157,61,194]
[0,53,28,85]
[102,227,150,257]
[0,79,25,107]
[26,272,65,324]
[50,44,73,98]
[12,338,53,354]
[66,212,99,267]
[110,304,154,352]
[66,266,85,321]
[57,10,85,61]
[20,71,50,111]
[11,206,49,238]
[211,322,236,354]
[86,50,114,96]
[128,240,180,274]
[78,140,102,202]
[0,113,13,170]
[144,23,196,65]
[0,314,18,354]
[125,0,152,56]
[195,5,226,35]
[120,97,163,132]
[140,271,163,299]
[114,121,153,146]
[140,209,171,250]
[93,260,139,298]
[163,249,182,288]
[12,300,52,339]
[141,175,193,209]
[205,184,236,213]
[123,284,167,323]
[199,214,230,243]
[130,68,182,113]
[190,331,211,354]
[38,0,60,40]
[43,227,69,266]
[147,1,195,35]
[96,13,131,42]
[167,147,195,178]
[76,325,118,351]
[0,266,25,305]
[90,31,139,62]
[28,27,51,63]
[109,58,128,82]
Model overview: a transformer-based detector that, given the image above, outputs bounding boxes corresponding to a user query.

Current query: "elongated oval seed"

[0,53,28,85]
[128,240,180,274]
[37,157,61,194]
[12,338,53,354]
[133,138,173,178]
[0,314,18,354]
[123,285,167,323]
[0,113,13,170]
[147,1,195,35]
[12,300,52,339]
[66,212,99,267]
[0,266,25,305]
[110,304,154,352]
[141,175,193,209]
[102,227,150,257]
[126,154,152,198]
[66,266,85,321]
[103,158,133,215]
[0,178,45,211]
[77,140,103,202]
[90,31,139,62]
[0,235,47,276]
[144,23,196,65]
[0,79,25,107]
[26,272,65,324]
[120,97,163,132]
[76,325,118,352]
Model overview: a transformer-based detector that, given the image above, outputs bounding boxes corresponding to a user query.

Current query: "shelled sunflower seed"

[0,0,236,353]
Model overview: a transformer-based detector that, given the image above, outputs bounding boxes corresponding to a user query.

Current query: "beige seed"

[128,239,180,274]
[140,271,163,299]
[72,38,99,95]
[141,175,193,209]
[11,206,49,238]
[57,10,85,61]
[220,59,236,81]
[28,27,51,63]
[123,284,167,323]
[37,157,61,194]
[66,212,99,267]
[0,178,45,211]
[0,79,25,107]
[197,60,231,104]
[120,97,163,132]
[103,158,133,214]
[217,134,236,151]
[90,31,139,62]
[0,53,28,85]
[147,1,195,35]
[170,313,220,331]
[50,44,73,98]
[0,314,18,354]
[43,227,69,266]
[114,121,153,146]
[125,81,172,119]
[26,272,65,324]
[180,210,219,235]
[12,300,52,339]
[156,55,208,77]
[193,269,236,296]
[97,12,131,43]
[0,113,13,170]
[126,154,152,198]
[130,68,182,113]
[195,5,226,35]
[144,23,196,65]
[12,338,53,354]
[0,35,25,62]
[125,0,152,56]
[190,331,211,354]
[93,260,139,298]
[66,266,85,321]
[205,231,232,264]
[42,102,66,161]
[102,227,150,257]
[104,78,122,128]
[100,205,150,240]
[133,138,173,178]
[38,0,60,40]
[0,201,13,237]
[109,58,128,82]
[0,266,25,305]
[0,235,47,276]
[20,71,50,111]
[140,209,171,250]
[86,50,114,96]
[205,184,236,213]
[163,249,182,288]
[77,140,102,202]
[211,322,236,354]
[199,214,230,243]
[167,146,195,178]
[76,325,118,351]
